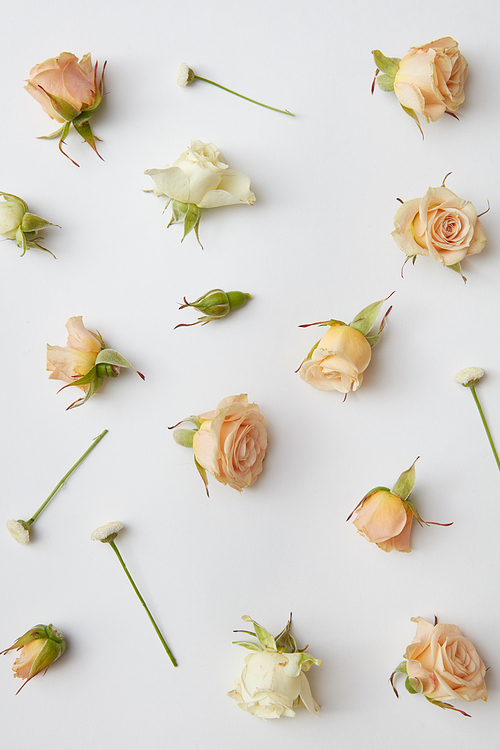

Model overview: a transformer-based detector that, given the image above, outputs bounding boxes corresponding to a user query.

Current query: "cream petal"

[65,316,102,353]
[145,167,191,203]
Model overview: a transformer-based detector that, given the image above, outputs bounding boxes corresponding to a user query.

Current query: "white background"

[0,0,499,748]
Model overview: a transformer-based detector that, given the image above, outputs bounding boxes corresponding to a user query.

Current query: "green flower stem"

[470,385,500,472]
[28,429,108,525]
[193,76,295,117]
[108,540,178,667]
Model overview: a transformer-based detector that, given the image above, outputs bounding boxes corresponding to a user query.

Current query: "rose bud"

[1,624,66,694]
[228,614,322,719]
[298,295,392,394]
[0,192,58,257]
[372,38,467,133]
[25,52,105,166]
[170,394,267,495]
[348,459,451,552]
[390,616,487,716]
[392,179,487,281]
[175,288,251,328]
[145,140,255,247]
[47,316,144,409]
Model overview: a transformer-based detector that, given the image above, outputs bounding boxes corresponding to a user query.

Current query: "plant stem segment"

[470,385,500,472]
[108,540,178,667]
[28,429,108,525]
[193,76,295,117]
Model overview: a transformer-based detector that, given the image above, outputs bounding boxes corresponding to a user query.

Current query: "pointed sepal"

[391,458,418,501]
[241,615,276,651]
[275,614,297,653]
[95,349,145,380]
[372,50,400,76]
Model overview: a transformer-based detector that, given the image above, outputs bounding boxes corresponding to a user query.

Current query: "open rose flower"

[393,183,487,280]
[25,52,105,166]
[348,459,451,552]
[372,38,467,132]
[145,140,255,246]
[171,394,267,494]
[298,296,392,394]
[391,617,487,716]
[1,624,66,694]
[228,615,322,720]
[47,316,144,409]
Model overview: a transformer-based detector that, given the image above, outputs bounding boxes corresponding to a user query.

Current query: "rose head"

[0,195,25,239]
[193,395,267,492]
[351,489,413,552]
[0,192,58,257]
[394,38,467,122]
[145,140,255,245]
[228,615,322,720]
[399,617,487,710]
[393,185,486,279]
[1,624,66,694]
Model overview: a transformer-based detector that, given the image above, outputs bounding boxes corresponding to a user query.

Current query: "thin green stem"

[193,76,295,116]
[108,540,177,667]
[28,429,108,524]
[470,385,500,472]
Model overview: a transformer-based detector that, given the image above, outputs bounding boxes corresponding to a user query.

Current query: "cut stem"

[28,429,108,525]
[470,385,500,472]
[108,540,177,667]
[193,76,295,117]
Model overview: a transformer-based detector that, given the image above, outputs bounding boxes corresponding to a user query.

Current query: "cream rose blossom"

[228,615,322,720]
[372,38,467,131]
[171,395,267,494]
[392,183,487,279]
[145,140,255,246]
[298,296,392,394]
[391,617,487,716]
[0,192,58,257]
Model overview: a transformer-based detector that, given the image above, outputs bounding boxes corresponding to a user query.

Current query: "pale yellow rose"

[351,489,413,553]
[145,140,255,209]
[46,316,104,390]
[392,185,486,268]
[405,617,487,703]
[299,324,372,393]
[25,52,98,123]
[393,37,467,122]
[0,196,25,239]
[192,394,267,491]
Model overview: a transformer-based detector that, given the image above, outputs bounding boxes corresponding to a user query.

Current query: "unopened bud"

[175,288,251,328]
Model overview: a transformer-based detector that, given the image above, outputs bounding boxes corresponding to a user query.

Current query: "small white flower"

[91,521,124,541]
[454,367,485,386]
[6,520,30,545]
[177,63,194,87]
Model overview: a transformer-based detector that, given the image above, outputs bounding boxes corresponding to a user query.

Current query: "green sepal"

[173,428,195,448]
[425,696,471,717]
[447,262,467,283]
[391,458,418,501]
[62,365,99,389]
[39,89,80,121]
[95,349,144,379]
[66,376,105,409]
[194,456,210,497]
[372,50,400,76]
[350,298,385,336]
[21,212,57,233]
[169,200,189,226]
[181,204,203,247]
[297,652,323,671]
[275,614,297,653]
[227,291,252,311]
[400,104,424,138]
[15,226,27,256]
[241,615,276,651]
[389,660,408,697]
[0,192,27,212]
[38,125,66,140]
[73,119,103,161]
[232,641,263,652]
[405,676,423,694]
[377,73,395,92]
[403,497,422,524]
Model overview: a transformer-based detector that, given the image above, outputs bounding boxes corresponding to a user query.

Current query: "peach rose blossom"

[1,624,66,693]
[351,489,413,552]
[46,316,104,390]
[192,395,267,491]
[299,324,372,393]
[405,617,487,704]
[392,185,486,270]
[25,52,98,123]
[393,38,467,122]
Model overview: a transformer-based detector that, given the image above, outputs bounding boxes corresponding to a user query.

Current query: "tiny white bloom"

[454,367,485,386]
[177,63,194,87]
[91,521,124,541]
[6,520,30,545]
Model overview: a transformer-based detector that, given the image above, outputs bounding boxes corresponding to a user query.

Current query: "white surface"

[0,1,499,748]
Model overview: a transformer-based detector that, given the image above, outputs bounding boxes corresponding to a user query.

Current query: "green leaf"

[372,50,400,75]
[241,616,276,651]
[392,458,418,501]
[377,73,395,92]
